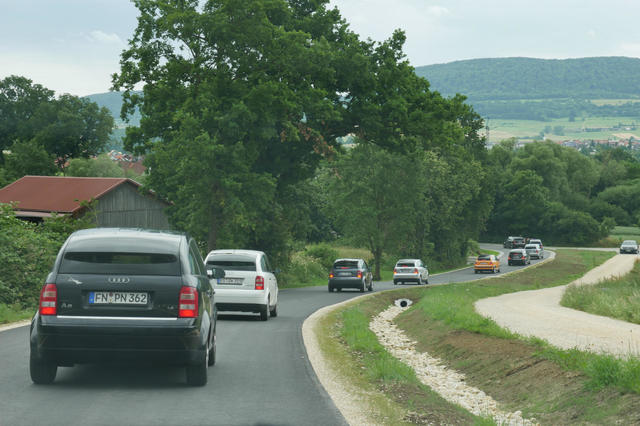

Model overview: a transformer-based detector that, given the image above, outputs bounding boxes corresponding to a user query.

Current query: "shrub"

[304,244,340,271]
[0,203,94,308]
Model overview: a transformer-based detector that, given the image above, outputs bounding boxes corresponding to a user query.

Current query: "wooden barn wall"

[95,184,171,229]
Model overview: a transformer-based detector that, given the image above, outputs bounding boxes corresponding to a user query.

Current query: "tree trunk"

[373,246,383,281]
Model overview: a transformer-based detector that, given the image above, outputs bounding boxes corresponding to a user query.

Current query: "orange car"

[474,254,500,274]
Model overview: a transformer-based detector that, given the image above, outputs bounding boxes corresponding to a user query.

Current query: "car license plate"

[89,292,148,305]
[218,278,243,285]
[338,272,351,276]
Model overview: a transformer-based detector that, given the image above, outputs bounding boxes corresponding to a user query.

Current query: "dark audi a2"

[29,228,222,386]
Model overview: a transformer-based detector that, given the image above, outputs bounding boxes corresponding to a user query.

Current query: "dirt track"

[475,254,640,357]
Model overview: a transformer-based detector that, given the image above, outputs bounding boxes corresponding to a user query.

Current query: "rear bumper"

[30,315,206,365]
[474,265,496,271]
[214,289,268,310]
[393,273,424,283]
[508,259,527,265]
[329,277,364,289]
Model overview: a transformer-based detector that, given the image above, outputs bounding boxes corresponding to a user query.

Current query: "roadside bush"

[304,243,339,270]
[278,251,326,287]
[0,203,95,308]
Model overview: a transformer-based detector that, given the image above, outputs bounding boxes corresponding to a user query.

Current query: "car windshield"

[334,260,359,269]
[622,240,637,245]
[207,255,256,271]
[59,252,180,275]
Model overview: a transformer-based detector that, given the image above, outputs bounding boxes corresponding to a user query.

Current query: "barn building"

[0,176,171,229]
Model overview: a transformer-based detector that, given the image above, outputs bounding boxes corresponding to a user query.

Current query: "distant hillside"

[84,91,141,126]
[415,57,640,101]
[84,92,141,151]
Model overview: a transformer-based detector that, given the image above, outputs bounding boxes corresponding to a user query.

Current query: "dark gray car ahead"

[328,258,373,292]
[29,228,220,386]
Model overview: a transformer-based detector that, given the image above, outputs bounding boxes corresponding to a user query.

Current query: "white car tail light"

[178,286,198,318]
[39,283,57,316]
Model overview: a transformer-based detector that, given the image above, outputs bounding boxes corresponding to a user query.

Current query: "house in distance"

[0,176,170,229]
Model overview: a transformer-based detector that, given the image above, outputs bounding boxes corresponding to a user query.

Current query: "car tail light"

[178,286,198,318]
[393,268,398,274]
[39,283,57,316]
[329,272,334,278]
[357,271,363,278]
[413,268,418,274]
[255,276,265,290]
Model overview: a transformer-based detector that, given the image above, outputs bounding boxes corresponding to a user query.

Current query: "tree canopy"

[0,75,114,172]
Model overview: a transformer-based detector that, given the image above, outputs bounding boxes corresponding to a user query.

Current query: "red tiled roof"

[0,176,142,214]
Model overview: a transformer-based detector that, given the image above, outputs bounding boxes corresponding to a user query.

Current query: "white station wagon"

[393,258,429,285]
[204,249,278,321]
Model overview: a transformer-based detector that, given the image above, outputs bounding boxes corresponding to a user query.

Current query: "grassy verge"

[319,249,640,424]
[561,260,640,324]
[316,296,494,425]
[0,303,32,325]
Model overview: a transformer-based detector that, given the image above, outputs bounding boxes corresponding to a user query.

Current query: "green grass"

[400,249,640,394]
[0,303,32,324]
[611,226,640,242]
[561,261,640,325]
[338,304,495,425]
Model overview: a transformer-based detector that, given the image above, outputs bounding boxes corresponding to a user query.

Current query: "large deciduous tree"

[112,0,367,252]
[0,76,114,172]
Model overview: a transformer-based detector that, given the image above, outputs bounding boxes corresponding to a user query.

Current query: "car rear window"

[525,245,538,249]
[59,252,180,275]
[477,255,491,260]
[396,262,416,267]
[207,255,257,271]
[334,260,359,269]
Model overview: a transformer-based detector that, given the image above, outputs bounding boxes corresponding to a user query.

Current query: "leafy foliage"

[0,75,114,172]
[0,203,96,308]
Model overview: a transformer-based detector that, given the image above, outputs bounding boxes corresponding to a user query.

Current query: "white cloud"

[87,30,123,45]
[587,29,597,39]
[426,5,450,18]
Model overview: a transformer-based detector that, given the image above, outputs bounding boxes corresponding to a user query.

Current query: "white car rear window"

[207,255,256,271]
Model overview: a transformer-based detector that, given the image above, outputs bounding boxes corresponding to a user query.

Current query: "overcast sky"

[2,0,640,97]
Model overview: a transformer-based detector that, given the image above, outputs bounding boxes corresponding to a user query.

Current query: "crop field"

[610,226,640,242]
[485,116,640,143]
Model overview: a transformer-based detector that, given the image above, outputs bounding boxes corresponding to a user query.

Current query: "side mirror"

[207,267,226,279]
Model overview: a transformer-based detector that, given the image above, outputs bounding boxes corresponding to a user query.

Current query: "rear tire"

[360,281,365,292]
[368,282,373,292]
[417,277,423,286]
[425,278,429,284]
[393,280,398,286]
[259,304,269,321]
[328,285,333,292]
[208,330,216,367]
[30,356,57,384]
[474,270,478,274]
[270,303,278,318]
[186,357,208,387]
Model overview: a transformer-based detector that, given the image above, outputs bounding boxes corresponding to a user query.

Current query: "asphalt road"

[0,244,546,426]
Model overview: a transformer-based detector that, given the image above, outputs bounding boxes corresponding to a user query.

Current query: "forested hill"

[414,57,640,101]
[85,91,141,126]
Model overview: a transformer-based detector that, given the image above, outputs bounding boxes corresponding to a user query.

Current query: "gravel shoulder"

[475,253,640,357]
